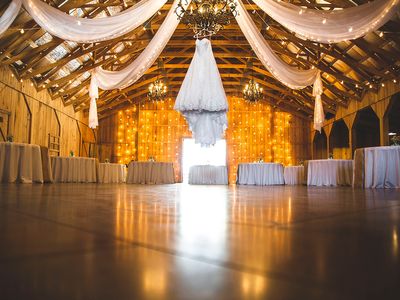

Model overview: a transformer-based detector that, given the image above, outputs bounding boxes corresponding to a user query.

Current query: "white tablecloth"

[98,163,126,183]
[51,156,97,183]
[306,159,353,186]
[126,161,175,184]
[0,142,44,183]
[188,165,228,185]
[353,146,400,188]
[284,166,305,185]
[237,163,284,185]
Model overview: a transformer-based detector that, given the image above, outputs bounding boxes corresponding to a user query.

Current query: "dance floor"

[0,184,399,299]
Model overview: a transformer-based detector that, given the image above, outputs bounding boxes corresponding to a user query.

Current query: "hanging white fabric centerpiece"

[174,39,228,146]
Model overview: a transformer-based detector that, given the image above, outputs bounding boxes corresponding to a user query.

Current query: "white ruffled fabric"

[174,38,228,147]
[253,0,400,44]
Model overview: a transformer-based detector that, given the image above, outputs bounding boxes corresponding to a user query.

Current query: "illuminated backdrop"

[107,96,310,183]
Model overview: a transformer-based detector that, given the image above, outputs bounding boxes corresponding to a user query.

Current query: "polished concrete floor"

[0,183,399,299]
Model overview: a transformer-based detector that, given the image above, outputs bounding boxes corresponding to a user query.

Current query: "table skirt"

[306,159,353,186]
[98,163,126,183]
[237,163,284,185]
[0,142,44,183]
[284,166,305,185]
[51,156,97,183]
[188,165,228,185]
[126,162,175,184]
[353,146,400,188]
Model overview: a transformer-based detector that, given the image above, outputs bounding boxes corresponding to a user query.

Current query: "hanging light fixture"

[243,79,263,102]
[175,0,238,38]
[242,61,263,102]
[148,79,167,101]
[148,59,168,101]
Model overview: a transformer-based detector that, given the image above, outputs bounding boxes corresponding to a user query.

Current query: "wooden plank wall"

[312,81,400,158]
[0,66,95,156]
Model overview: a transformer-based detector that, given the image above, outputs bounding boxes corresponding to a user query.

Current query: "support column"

[343,114,356,158]
[371,100,390,146]
[324,123,333,158]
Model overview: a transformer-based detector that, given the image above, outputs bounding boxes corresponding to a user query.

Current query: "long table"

[51,156,97,183]
[188,165,228,185]
[126,161,175,184]
[353,146,400,188]
[0,142,47,183]
[237,163,284,185]
[306,159,353,186]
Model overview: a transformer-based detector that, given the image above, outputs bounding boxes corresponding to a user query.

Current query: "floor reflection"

[2,184,399,299]
[178,185,228,259]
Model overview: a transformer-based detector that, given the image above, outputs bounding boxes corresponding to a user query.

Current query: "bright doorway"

[181,138,227,183]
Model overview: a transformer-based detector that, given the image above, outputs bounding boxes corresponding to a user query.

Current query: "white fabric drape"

[0,0,21,36]
[235,0,324,130]
[312,71,325,132]
[174,38,228,146]
[23,0,167,43]
[253,0,399,44]
[235,0,319,89]
[88,0,191,128]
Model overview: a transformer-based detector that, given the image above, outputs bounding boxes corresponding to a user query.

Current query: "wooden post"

[371,100,390,146]
[343,114,356,158]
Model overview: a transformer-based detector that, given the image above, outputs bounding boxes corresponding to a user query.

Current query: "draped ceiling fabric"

[23,0,167,43]
[253,0,400,44]
[174,39,228,146]
[1,0,397,130]
[0,0,21,36]
[88,0,191,128]
[235,0,325,130]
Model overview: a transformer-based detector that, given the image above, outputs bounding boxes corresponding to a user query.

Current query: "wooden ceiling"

[0,0,399,121]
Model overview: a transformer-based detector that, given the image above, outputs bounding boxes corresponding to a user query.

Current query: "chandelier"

[175,0,238,38]
[243,79,263,102]
[148,79,167,101]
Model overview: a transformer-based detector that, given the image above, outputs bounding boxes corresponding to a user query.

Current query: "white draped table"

[306,159,353,186]
[353,146,400,188]
[51,156,97,183]
[126,161,175,184]
[237,163,284,186]
[0,142,44,183]
[188,165,228,185]
[284,166,305,185]
[98,163,126,183]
